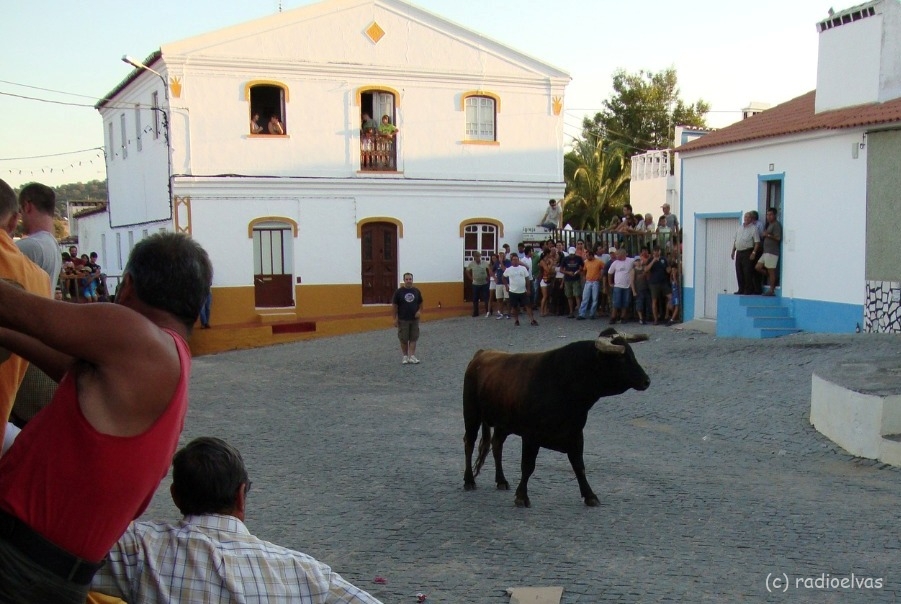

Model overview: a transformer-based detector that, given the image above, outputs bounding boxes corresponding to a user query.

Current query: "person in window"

[267,115,285,135]
[361,113,378,136]
[250,113,263,134]
[378,114,397,137]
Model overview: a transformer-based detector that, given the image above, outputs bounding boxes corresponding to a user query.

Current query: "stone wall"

[865,280,901,333]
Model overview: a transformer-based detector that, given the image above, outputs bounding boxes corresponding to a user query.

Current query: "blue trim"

[792,298,862,333]
[757,172,785,182]
[683,286,695,321]
[715,294,862,337]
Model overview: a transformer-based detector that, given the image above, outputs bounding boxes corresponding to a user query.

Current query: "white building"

[678,0,901,336]
[90,0,569,335]
[629,126,710,224]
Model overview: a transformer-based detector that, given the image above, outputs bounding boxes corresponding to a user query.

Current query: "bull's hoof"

[514,496,531,508]
[464,482,476,491]
[585,495,600,507]
[496,481,509,491]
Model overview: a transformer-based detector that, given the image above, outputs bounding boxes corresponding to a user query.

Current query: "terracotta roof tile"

[678,90,901,153]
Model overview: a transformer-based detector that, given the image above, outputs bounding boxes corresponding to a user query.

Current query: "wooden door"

[361,222,397,304]
[253,225,295,308]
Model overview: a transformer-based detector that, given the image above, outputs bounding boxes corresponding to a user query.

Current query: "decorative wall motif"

[365,22,385,43]
[865,280,901,333]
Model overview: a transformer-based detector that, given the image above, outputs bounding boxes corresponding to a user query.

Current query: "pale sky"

[1,0,832,188]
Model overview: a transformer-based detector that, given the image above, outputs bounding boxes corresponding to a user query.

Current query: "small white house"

[92,0,569,330]
[629,126,710,224]
[678,0,901,335]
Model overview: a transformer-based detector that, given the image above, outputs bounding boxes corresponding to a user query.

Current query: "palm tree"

[562,136,630,230]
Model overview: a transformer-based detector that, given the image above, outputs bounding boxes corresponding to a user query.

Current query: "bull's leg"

[464,428,478,490]
[491,430,510,490]
[566,433,599,506]
[514,439,540,508]
[463,388,480,490]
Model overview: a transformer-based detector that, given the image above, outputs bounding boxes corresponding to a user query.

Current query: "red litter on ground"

[373,577,387,585]
[417,593,427,603]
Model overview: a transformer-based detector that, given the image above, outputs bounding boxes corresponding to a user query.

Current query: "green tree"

[582,67,709,152]
[562,136,630,230]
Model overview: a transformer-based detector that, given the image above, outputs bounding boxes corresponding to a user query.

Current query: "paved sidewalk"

[143,316,901,602]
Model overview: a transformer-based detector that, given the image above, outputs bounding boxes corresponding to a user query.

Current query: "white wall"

[181,178,561,288]
[682,130,867,312]
[816,15,883,112]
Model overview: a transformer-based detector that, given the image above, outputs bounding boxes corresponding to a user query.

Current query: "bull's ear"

[595,336,625,354]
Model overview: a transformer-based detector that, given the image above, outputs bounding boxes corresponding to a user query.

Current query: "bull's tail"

[473,422,492,477]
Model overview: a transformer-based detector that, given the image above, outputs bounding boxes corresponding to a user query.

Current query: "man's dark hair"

[18,182,56,215]
[0,179,18,218]
[172,437,249,516]
[750,210,759,220]
[124,232,212,332]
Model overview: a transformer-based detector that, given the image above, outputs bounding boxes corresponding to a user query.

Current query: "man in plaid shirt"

[90,437,382,604]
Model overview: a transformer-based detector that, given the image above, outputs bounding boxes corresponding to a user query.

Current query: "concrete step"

[746,305,791,318]
[738,295,783,306]
[880,436,901,467]
[758,327,802,338]
[753,316,797,329]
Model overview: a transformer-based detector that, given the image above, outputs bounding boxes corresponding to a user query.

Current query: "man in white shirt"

[607,249,636,325]
[502,254,538,327]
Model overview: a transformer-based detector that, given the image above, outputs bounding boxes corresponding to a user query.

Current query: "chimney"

[814,0,901,113]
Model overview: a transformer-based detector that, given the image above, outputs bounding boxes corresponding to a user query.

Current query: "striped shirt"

[90,514,382,604]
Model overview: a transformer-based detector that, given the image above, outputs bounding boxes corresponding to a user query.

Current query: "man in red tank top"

[0,231,212,603]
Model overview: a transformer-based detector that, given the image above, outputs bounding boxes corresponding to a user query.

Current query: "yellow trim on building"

[244,80,290,102]
[355,86,401,108]
[460,91,501,112]
[460,140,500,146]
[174,195,192,235]
[356,217,403,238]
[247,216,298,238]
[459,218,504,238]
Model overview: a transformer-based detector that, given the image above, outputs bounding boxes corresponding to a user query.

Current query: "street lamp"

[121,54,173,214]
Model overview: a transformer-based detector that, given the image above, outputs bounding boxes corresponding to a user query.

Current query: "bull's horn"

[620,333,649,343]
[595,336,625,354]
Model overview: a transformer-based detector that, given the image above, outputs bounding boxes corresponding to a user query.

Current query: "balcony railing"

[361,134,397,171]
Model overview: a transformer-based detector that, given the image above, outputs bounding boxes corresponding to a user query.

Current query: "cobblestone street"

[142,317,901,602]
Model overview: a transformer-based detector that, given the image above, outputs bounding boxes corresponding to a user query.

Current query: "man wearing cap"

[661,203,678,230]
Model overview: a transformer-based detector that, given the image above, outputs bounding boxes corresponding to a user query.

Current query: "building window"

[463,223,498,263]
[248,83,287,135]
[134,104,143,152]
[359,89,398,171]
[120,113,128,159]
[151,92,160,140]
[108,122,114,162]
[464,95,496,142]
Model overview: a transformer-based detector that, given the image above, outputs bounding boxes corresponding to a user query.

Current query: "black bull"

[463,329,650,507]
